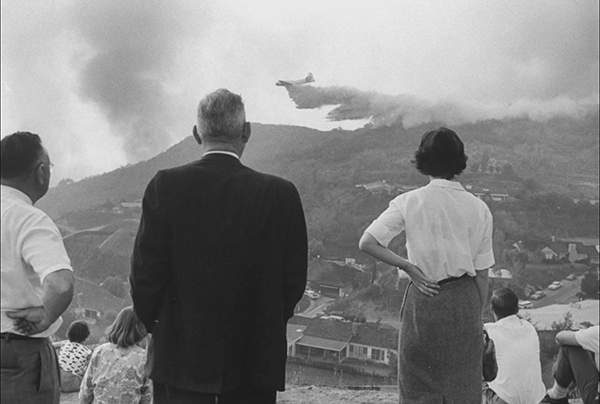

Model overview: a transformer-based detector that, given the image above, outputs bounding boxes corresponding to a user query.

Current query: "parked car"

[549,281,563,290]
[530,291,547,300]
[307,291,320,299]
[566,274,577,281]
[518,300,534,309]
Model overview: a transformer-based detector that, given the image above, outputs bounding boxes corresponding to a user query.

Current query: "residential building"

[287,316,398,366]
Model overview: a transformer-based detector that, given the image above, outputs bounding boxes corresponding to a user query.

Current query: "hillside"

[39,112,599,221]
[40,114,599,287]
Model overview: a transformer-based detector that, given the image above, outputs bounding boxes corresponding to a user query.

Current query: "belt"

[0,332,37,341]
[437,273,469,285]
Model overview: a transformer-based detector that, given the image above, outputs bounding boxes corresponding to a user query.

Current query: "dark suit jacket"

[130,153,307,393]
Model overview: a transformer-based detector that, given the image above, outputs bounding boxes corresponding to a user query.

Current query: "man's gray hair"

[197,89,245,140]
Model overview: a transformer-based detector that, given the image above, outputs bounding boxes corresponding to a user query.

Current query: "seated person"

[542,324,599,404]
[482,287,546,404]
[55,320,92,392]
[79,307,152,404]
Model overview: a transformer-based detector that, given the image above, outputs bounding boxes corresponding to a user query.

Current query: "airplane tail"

[306,72,314,82]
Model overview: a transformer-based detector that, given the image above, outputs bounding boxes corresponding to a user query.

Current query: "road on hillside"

[531,275,582,309]
[300,296,335,317]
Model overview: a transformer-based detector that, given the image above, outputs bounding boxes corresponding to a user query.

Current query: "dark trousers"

[553,345,599,404]
[153,381,277,404]
[0,336,60,404]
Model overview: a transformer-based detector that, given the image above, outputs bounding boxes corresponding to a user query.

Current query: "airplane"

[276,72,315,87]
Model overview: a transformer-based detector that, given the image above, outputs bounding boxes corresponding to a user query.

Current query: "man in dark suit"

[130,89,308,404]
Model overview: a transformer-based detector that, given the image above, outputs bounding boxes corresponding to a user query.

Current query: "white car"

[548,281,563,290]
[518,300,534,309]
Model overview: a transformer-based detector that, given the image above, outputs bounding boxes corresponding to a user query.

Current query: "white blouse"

[364,179,495,281]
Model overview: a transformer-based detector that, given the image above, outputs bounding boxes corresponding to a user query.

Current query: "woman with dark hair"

[54,320,92,392]
[79,307,152,404]
[359,127,495,403]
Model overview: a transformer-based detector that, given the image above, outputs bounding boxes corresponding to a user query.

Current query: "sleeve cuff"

[364,225,394,248]
[473,250,495,270]
[39,264,73,284]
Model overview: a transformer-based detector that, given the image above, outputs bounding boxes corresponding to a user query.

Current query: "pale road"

[532,275,583,309]
[299,297,335,318]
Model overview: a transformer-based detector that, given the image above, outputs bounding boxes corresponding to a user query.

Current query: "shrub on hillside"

[102,276,127,298]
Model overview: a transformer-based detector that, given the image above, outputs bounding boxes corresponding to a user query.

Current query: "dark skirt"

[398,275,483,404]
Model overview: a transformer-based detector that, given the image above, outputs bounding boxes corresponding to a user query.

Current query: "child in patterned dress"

[79,306,152,404]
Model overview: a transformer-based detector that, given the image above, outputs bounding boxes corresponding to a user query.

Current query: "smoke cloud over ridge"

[70,1,195,161]
[285,85,598,128]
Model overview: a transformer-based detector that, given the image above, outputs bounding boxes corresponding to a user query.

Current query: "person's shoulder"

[247,169,298,190]
[92,342,111,354]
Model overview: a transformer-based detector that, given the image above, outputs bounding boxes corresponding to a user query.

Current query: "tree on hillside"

[308,239,326,258]
[580,271,599,298]
[102,276,127,298]
[500,163,515,178]
[57,178,75,187]
[480,148,491,169]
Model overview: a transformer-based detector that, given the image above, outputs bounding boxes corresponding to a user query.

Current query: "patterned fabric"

[58,341,91,377]
[79,342,152,404]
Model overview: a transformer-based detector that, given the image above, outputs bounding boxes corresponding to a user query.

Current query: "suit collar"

[202,150,240,160]
[199,153,243,165]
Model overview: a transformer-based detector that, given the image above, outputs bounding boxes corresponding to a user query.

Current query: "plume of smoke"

[285,85,598,128]
[70,1,194,162]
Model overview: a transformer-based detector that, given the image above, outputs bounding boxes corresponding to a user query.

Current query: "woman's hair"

[106,306,147,348]
[490,287,519,319]
[412,127,468,179]
[67,320,91,343]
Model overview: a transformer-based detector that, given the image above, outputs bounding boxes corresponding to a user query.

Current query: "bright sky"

[1,0,598,184]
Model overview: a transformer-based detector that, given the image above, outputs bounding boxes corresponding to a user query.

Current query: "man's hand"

[405,263,440,297]
[6,306,54,335]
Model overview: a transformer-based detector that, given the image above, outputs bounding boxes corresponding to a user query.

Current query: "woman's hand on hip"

[405,264,440,297]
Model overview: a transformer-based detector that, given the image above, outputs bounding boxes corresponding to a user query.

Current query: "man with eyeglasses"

[1,131,74,404]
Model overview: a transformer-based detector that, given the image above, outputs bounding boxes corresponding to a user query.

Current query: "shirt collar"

[495,314,520,326]
[428,178,465,191]
[202,150,240,160]
[1,184,33,206]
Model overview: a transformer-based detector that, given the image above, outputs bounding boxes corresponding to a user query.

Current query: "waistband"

[0,332,41,342]
[437,273,470,285]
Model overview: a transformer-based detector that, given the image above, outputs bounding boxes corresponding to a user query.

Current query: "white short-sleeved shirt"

[364,179,494,281]
[1,185,73,337]
[484,315,546,404]
[575,325,599,371]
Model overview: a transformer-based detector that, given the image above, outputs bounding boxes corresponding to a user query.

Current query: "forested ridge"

[41,111,599,260]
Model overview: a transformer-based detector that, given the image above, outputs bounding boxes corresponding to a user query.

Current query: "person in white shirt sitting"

[483,287,546,404]
[541,325,599,404]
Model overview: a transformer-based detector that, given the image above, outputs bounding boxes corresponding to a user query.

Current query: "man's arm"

[555,330,581,346]
[7,269,74,335]
[130,173,171,333]
[282,184,308,321]
[474,268,490,314]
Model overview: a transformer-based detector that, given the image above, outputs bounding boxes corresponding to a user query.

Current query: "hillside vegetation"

[41,113,599,286]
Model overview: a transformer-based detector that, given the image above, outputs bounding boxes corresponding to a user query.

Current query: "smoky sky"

[69,1,203,161]
[1,0,598,182]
